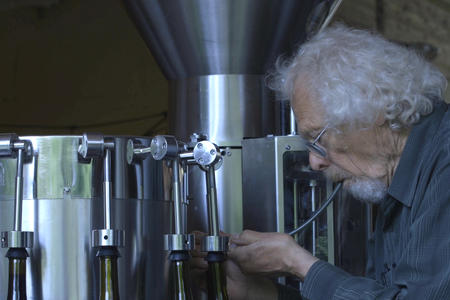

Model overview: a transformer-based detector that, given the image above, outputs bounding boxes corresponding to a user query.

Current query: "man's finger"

[231,229,268,245]
[190,256,208,270]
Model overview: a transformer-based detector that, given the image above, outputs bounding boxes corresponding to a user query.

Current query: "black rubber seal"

[96,246,121,258]
[5,248,28,259]
[205,252,227,263]
[168,251,190,261]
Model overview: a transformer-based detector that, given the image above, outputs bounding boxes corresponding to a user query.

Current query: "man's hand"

[229,230,319,281]
[190,231,278,300]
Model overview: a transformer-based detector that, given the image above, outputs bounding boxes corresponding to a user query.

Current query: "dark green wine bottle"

[168,251,193,300]
[97,247,120,300]
[206,252,228,300]
[6,248,28,300]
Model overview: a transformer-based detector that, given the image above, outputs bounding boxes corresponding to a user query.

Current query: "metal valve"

[193,141,222,168]
[0,134,34,249]
[78,133,125,248]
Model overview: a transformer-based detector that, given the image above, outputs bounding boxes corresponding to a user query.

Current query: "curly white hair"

[269,24,448,130]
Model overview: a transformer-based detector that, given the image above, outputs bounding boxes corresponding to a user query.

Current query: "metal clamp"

[164,234,195,251]
[201,236,229,252]
[92,229,125,248]
[1,231,33,248]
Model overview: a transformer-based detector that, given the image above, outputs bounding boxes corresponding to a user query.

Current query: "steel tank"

[123,0,332,235]
[0,135,170,300]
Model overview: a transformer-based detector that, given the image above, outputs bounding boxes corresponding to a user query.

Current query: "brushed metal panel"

[0,136,169,300]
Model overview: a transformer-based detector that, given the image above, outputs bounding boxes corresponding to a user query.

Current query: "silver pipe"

[172,161,182,235]
[289,108,297,135]
[289,183,342,236]
[104,149,112,229]
[205,167,219,237]
[179,152,194,160]
[310,180,317,256]
[293,181,298,242]
[133,147,152,155]
[13,148,24,232]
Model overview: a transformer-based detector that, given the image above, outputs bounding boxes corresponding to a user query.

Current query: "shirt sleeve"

[301,156,450,300]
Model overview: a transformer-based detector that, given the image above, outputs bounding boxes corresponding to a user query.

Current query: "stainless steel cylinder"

[169,75,274,235]
[0,136,170,300]
[201,236,229,253]
[169,75,274,146]
[163,234,194,251]
[1,231,33,248]
[91,229,125,248]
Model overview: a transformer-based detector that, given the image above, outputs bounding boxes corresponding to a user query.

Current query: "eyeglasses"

[304,126,328,158]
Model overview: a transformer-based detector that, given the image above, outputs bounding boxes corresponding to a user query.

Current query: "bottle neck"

[97,247,120,300]
[169,251,192,300]
[206,252,228,300]
[6,248,28,300]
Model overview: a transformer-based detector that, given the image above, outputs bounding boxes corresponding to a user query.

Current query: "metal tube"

[310,180,317,256]
[289,108,297,135]
[104,149,112,229]
[13,148,24,232]
[293,180,298,242]
[179,152,194,160]
[172,161,182,235]
[205,167,219,237]
[289,183,342,236]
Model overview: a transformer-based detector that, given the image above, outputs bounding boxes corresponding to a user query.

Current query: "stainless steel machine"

[122,0,340,235]
[0,135,171,299]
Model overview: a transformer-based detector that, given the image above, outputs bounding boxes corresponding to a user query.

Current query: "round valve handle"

[193,141,223,170]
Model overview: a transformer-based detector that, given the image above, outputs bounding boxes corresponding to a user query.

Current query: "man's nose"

[309,152,330,171]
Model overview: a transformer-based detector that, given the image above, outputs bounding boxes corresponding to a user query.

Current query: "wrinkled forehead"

[291,83,326,135]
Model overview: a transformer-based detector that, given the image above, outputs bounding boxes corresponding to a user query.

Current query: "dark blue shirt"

[279,101,450,299]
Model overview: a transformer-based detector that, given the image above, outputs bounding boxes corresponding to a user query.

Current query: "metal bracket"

[1,231,34,248]
[201,236,229,252]
[92,229,125,248]
[164,234,194,251]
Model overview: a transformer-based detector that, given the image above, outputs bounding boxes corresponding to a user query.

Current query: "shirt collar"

[387,101,448,207]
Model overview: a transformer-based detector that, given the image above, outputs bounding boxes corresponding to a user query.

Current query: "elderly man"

[211,24,450,300]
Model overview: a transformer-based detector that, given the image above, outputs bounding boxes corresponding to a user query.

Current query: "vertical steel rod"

[13,148,24,232]
[172,161,182,235]
[293,180,298,242]
[289,108,297,135]
[310,180,317,256]
[206,167,219,237]
[104,149,112,229]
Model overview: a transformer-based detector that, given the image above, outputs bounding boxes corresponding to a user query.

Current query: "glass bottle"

[168,251,193,300]
[206,252,228,300]
[97,247,120,300]
[6,248,28,300]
